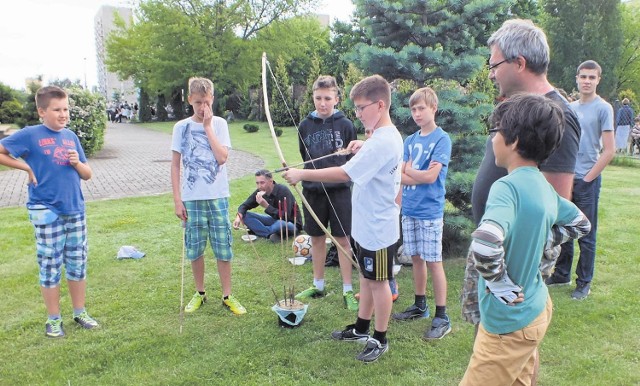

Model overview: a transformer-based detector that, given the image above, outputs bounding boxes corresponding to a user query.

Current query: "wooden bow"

[261,52,358,270]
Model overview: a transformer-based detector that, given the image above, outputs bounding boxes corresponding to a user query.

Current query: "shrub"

[274,127,283,137]
[67,87,107,157]
[243,123,259,133]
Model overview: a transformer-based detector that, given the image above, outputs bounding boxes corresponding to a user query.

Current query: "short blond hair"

[36,86,67,110]
[349,75,391,108]
[188,77,214,96]
[409,87,438,108]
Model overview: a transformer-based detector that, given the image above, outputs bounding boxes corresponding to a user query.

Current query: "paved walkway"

[0,122,264,208]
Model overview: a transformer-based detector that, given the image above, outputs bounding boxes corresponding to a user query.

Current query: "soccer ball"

[292,235,313,257]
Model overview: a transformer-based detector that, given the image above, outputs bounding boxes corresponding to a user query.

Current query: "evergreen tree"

[542,0,622,98]
[348,0,511,253]
[299,55,322,120]
[270,56,295,126]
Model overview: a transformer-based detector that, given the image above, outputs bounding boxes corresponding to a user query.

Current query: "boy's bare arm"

[582,130,614,182]
[171,151,187,222]
[402,160,441,185]
[282,166,350,185]
[68,149,92,180]
[0,144,37,185]
[203,104,229,165]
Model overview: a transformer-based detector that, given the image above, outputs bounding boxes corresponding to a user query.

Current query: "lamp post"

[83,57,88,89]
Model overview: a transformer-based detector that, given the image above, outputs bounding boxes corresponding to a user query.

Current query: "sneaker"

[392,304,430,321]
[295,286,325,300]
[356,338,389,363]
[354,279,399,302]
[343,291,359,311]
[330,324,369,342]
[73,311,99,329]
[185,292,207,313]
[571,282,591,300]
[545,275,571,287]
[45,319,65,338]
[268,233,281,243]
[423,316,451,340]
[222,295,247,315]
[390,278,399,302]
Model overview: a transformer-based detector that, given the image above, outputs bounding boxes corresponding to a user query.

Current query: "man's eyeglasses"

[354,101,378,113]
[488,127,502,133]
[488,59,508,73]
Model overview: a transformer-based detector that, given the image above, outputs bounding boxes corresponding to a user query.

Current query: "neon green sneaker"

[73,311,99,329]
[343,290,359,311]
[45,318,65,338]
[222,295,246,315]
[295,286,325,300]
[185,292,207,313]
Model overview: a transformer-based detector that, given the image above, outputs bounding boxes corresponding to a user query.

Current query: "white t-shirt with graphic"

[171,116,231,201]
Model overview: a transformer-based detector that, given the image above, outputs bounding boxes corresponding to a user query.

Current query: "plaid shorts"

[184,199,233,261]
[460,245,480,325]
[401,216,443,262]
[33,213,87,288]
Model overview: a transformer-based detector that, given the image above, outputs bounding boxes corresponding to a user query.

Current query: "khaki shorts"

[460,296,553,386]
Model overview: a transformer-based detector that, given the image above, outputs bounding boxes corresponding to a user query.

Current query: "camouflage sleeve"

[540,210,591,278]
[470,221,508,282]
[545,210,592,250]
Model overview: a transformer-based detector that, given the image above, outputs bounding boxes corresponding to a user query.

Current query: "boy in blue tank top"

[392,87,453,340]
[0,86,98,338]
[460,94,590,385]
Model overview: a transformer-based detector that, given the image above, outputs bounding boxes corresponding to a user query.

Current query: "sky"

[0,0,354,91]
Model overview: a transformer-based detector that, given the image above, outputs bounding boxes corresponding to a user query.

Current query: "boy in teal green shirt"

[460,94,590,384]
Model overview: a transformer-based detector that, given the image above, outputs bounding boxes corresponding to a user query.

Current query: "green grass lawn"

[1,122,638,385]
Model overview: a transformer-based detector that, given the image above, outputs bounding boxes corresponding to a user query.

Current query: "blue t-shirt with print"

[0,124,87,215]
[401,127,451,220]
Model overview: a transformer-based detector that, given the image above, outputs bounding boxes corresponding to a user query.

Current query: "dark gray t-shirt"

[471,90,581,225]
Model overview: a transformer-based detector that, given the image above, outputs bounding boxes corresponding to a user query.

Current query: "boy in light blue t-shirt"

[392,87,452,340]
[171,77,246,316]
[460,94,590,385]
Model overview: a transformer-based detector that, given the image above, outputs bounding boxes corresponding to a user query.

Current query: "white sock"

[343,284,353,294]
[313,278,325,291]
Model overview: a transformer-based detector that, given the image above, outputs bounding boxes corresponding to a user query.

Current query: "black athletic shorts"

[302,187,352,237]
[356,241,397,281]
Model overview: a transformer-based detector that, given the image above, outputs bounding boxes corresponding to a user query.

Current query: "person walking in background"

[546,60,615,300]
[615,98,634,153]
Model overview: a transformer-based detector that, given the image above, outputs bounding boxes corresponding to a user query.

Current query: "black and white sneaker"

[356,338,388,363]
[330,324,369,342]
[392,304,429,321]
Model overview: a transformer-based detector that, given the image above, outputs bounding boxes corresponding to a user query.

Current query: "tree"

[67,87,107,156]
[15,79,42,128]
[138,88,152,122]
[0,82,25,124]
[106,0,316,106]
[299,55,322,120]
[270,56,295,126]
[542,0,623,98]
[614,3,640,98]
[348,0,511,254]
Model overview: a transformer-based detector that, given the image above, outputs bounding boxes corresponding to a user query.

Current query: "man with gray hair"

[460,18,581,384]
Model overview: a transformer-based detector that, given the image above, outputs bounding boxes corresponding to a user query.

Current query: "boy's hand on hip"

[485,275,524,305]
